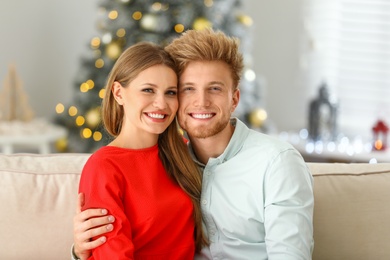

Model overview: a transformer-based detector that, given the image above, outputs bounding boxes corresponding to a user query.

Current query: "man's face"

[177,60,239,139]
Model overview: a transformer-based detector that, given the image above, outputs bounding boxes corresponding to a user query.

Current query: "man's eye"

[182,87,193,92]
[166,90,177,96]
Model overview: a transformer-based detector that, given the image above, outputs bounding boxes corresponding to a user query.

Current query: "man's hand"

[73,193,115,260]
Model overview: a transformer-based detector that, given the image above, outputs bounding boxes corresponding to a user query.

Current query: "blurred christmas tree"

[54,0,266,153]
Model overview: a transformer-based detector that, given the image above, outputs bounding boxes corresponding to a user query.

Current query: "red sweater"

[79,145,195,259]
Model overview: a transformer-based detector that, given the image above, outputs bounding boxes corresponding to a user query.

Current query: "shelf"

[0,119,67,154]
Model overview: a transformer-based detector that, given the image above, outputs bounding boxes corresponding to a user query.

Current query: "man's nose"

[194,91,210,107]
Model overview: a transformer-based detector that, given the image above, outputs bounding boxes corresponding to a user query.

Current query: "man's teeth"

[192,114,213,119]
[148,113,165,119]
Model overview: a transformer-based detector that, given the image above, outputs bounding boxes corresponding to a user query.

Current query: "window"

[302,0,390,138]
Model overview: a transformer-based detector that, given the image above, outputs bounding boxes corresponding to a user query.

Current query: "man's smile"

[190,113,215,119]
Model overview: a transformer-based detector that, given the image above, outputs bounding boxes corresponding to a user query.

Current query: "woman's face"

[113,64,178,140]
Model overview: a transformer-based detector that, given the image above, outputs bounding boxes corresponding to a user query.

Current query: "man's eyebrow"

[179,81,225,87]
[209,81,224,85]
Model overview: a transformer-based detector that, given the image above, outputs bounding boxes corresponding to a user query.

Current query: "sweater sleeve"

[79,154,134,259]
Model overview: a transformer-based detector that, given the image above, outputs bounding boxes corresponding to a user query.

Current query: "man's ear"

[112,81,123,105]
[231,88,240,112]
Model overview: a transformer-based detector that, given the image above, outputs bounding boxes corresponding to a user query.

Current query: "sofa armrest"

[308,162,390,260]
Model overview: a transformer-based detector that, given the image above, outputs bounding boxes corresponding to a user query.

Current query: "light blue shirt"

[190,118,314,260]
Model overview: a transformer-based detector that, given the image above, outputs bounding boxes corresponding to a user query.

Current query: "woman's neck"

[109,129,159,149]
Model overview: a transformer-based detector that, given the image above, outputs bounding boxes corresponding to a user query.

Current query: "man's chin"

[185,127,217,139]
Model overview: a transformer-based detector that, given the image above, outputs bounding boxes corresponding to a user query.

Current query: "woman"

[78,42,206,259]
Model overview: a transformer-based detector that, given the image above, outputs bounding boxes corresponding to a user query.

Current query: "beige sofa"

[1,153,390,260]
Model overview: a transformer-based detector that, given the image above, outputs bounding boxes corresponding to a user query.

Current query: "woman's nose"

[153,94,167,109]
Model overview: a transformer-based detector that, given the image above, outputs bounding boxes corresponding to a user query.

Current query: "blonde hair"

[101,42,207,251]
[165,28,244,90]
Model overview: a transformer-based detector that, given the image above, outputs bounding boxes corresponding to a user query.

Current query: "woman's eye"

[142,88,153,93]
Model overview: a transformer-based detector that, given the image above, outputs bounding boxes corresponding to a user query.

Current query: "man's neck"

[189,122,235,165]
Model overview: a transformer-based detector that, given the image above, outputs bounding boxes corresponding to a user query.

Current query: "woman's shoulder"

[83,146,123,169]
[81,147,126,183]
[88,146,114,161]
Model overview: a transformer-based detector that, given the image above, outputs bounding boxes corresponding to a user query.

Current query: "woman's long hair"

[159,120,208,251]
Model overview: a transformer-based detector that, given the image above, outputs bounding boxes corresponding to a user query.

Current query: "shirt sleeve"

[263,148,314,260]
[79,155,135,259]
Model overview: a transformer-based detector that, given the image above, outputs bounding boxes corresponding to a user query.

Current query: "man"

[72,28,314,259]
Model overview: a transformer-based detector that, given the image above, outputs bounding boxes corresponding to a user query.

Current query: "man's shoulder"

[233,118,296,155]
[245,129,294,151]
[234,118,291,145]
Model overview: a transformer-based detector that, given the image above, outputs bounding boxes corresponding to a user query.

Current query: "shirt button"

[204,170,211,176]
[202,199,207,205]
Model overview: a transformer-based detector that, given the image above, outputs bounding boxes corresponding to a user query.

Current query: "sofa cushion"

[0,153,90,260]
[308,163,390,260]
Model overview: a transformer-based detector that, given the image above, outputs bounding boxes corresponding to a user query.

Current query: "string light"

[93,131,103,141]
[99,89,106,99]
[116,28,126,37]
[82,128,92,139]
[86,80,95,89]
[174,24,185,33]
[68,106,78,117]
[132,11,142,20]
[95,58,104,68]
[80,83,89,93]
[75,116,85,126]
[237,15,253,26]
[55,103,65,114]
[90,37,101,49]
[152,2,162,11]
[193,17,212,30]
[108,10,118,20]
[101,33,112,44]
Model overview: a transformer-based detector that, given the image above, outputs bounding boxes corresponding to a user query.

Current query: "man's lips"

[189,113,215,119]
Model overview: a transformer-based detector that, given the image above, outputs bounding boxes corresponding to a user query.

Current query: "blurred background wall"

[0,0,305,133]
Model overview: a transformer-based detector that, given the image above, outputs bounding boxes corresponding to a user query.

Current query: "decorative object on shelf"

[372,120,388,151]
[308,82,338,142]
[0,64,34,122]
[277,129,390,163]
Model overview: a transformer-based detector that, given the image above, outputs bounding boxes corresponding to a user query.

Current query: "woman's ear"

[112,81,123,105]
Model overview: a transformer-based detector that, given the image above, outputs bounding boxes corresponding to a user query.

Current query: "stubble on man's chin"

[180,119,229,139]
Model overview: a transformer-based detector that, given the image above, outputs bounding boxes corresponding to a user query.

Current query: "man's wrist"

[71,244,80,260]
